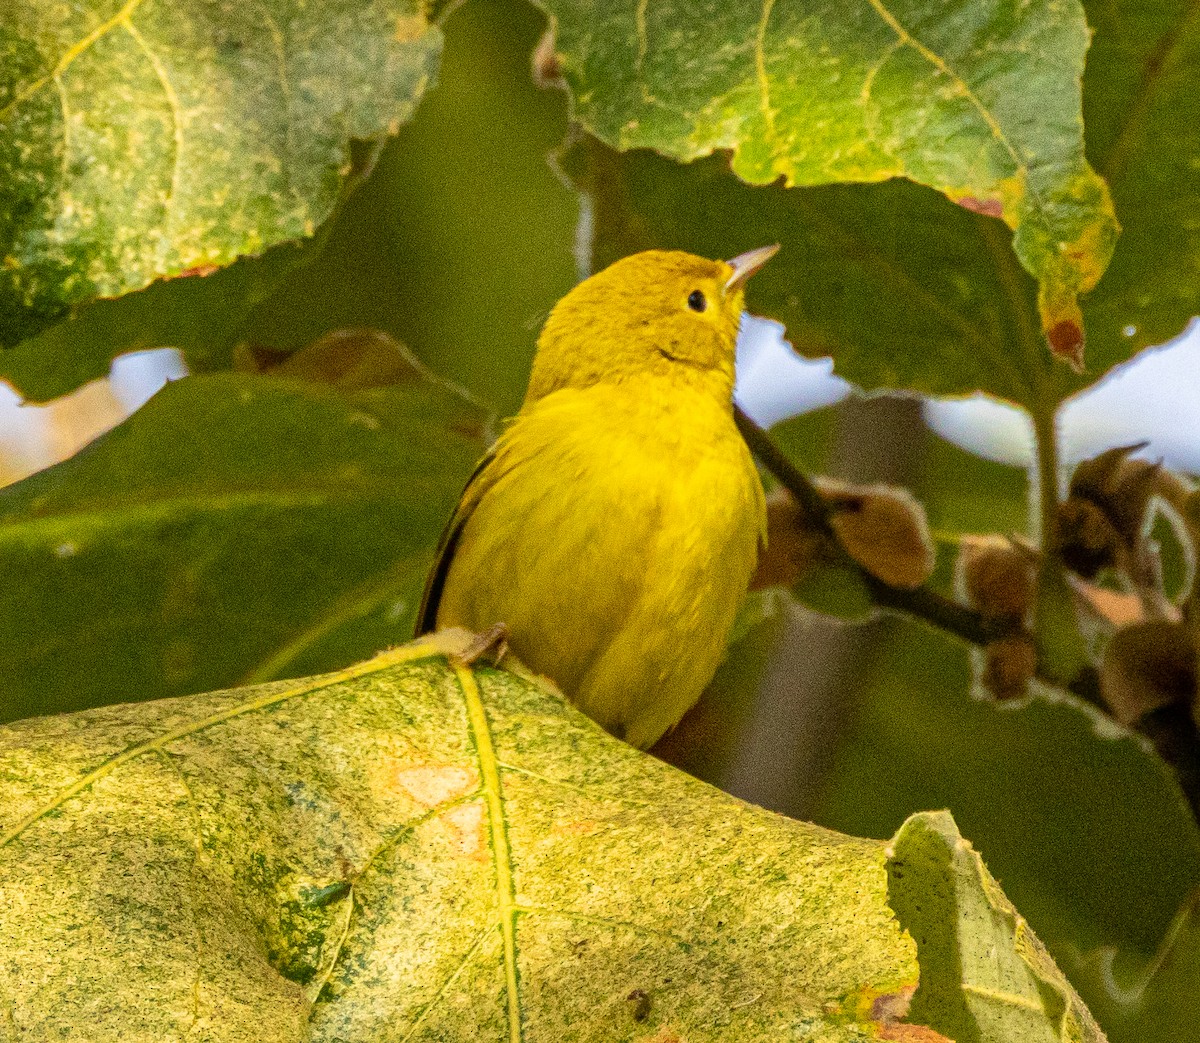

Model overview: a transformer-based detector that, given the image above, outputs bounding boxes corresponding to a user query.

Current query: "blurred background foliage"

[2,1,1199,1040]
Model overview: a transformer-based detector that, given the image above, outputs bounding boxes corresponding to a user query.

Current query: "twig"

[734,406,832,535]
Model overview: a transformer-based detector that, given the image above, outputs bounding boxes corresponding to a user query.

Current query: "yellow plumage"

[417,248,771,749]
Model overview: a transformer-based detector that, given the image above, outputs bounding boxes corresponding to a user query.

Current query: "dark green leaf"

[1067,889,1200,1043]
[568,0,1199,408]
[0,0,440,347]
[0,0,579,413]
[890,810,1106,1042]
[0,371,487,722]
[569,139,1056,405]
[1076,0,1200,384]
[811,618,1200,1002]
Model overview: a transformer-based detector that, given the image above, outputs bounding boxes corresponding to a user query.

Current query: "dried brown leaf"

[817,479,935,590]
[1100,620,1196,726]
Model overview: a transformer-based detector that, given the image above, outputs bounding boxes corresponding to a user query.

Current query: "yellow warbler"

[417,247,774,749]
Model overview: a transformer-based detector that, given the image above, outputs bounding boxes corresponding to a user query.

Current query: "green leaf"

[889,810,1106,1042]
[0,636,1107,1041]
[1067,889,1200,1043]
[0,0,440,346]
[1073,0,1200,385]
[567,0,1199,408]
[811,618,1200,1016]
[0,369,487,723]
[0,0,578,411]
[537,0,1118,362]
[0,236,310,402]
[569,140,1055,404]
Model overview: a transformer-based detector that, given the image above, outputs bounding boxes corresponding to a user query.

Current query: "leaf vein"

[308,791,485,1010]
[0,642,445,850]
[0,0,151,123]
[398,928,492,1043]
[860,0,1025,177]
[121,17,184,253]
[755,0,782,173]
[453,661,522,1043]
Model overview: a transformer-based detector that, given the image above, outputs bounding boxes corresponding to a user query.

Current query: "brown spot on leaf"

[393,764,477,806]
[557,818,604,838]
[627,988,652,1022]
[533,28,565,88]
[956,195,1003,218]
[869,985,914,1022]
[1047,319,1084,369]
[173,264,219,279]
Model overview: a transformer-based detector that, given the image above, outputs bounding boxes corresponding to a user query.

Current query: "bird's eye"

[687,290,707,312]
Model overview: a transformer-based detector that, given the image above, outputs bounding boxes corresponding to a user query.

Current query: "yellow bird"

[417,247,775,749]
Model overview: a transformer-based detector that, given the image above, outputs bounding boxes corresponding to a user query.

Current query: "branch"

[735,407,1200,822]
[734,406,832,536]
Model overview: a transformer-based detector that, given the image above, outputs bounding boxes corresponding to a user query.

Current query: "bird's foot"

[458,622,510,666]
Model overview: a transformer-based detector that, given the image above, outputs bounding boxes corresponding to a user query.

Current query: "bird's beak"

[724,244,780,293]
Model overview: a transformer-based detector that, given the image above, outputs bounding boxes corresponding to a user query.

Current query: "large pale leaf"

[536,0,1118,363]
[0,0,440,347]
[0,635,1106,1041]
[0,368,486,723]
[567,0,1197,408]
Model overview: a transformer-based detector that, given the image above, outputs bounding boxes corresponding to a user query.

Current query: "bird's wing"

[414,448,499,636]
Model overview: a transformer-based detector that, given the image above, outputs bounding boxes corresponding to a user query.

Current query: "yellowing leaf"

[0,636,1106,1041]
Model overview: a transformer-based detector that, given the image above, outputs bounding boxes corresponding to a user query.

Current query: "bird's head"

[525,246,778,404]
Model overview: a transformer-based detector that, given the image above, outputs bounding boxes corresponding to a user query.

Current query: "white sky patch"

[735,311,1200,475]
[925,320,1200,472]
[0,348,188,484]
[109,348,189,412]
[734,315,851,426]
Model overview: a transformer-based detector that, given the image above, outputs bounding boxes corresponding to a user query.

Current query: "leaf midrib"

[0,642,444,850]
[0,487,433,546]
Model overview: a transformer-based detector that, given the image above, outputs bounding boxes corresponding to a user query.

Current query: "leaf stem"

[1031,407,1092,684]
